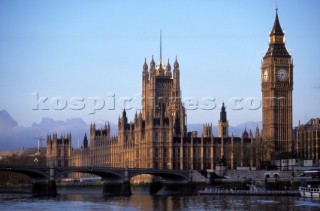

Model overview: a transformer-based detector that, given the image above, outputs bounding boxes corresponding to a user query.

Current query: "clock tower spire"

[261,8,293,160]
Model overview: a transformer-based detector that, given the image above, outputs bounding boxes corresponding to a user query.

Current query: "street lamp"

[167,162,171,170]
[34,158,39,166]
[105,161,110,167]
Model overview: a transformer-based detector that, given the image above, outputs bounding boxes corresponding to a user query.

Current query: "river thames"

[0,186,319,210]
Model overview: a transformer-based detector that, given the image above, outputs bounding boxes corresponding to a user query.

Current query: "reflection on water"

[0,186,319,210]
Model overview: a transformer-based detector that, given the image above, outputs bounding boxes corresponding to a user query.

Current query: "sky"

[0,0,319,128]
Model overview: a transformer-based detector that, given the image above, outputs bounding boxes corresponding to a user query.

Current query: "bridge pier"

[150,181,163,195]
[103,180,132,196]
[32,179,57,196]
[103,167,132,196]
[151,181,206,195]
[32,165,57,197]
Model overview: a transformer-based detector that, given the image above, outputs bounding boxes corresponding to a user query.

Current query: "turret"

[173,56,180,102]
[165,59,172,78]
[134,112,138,125]
[242,127,249,139]
[90,122,96,139]
[104,122,108,132]
[202,123,212,137]
[220,102,227,123]
[122,109,128,125]
[255,125,260,140]
[46,134,51,147]
[118,116,121,129]
[150,55,155,77]
[173,56,180,78]
[142,58,149,79]
[218,103,229,138]
[83,133,88,148]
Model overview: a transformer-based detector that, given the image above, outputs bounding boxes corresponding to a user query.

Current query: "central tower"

[261,9,293,160]
[142,32,186,137]
[142,56,186,137]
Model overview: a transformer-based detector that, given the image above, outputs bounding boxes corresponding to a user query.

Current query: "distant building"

[46,133,71,167]
[295,118,320,160]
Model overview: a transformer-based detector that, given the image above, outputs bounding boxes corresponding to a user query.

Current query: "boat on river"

[299,184,320,198]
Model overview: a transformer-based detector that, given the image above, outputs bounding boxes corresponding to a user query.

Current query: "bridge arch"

[0,166,48,179]
[54,167,124,181]
[129,169,189,182]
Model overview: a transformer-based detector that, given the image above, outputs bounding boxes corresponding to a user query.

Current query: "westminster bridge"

[0,165,206,196]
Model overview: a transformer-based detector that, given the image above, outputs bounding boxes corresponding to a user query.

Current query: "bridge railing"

[0,164,49,169]
[0,165,191,174]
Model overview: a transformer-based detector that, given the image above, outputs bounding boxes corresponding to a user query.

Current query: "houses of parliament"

[46,9,320,172]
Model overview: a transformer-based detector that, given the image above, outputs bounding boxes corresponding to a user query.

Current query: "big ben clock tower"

[261,8,293,160]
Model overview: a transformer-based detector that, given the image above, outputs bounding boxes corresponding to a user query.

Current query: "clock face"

[276,68,288,82]
[263,70,268,82]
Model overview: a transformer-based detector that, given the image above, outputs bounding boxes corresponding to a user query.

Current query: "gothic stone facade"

[46,133,72,167]
[45,58,264,171]
[46,9,293,172]
[295,118,320,160]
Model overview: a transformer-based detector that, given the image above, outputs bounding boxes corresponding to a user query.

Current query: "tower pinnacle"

[160,30,162,62]
[264,8,289,58]
[143,57,148,71]
[220,102,227,123]
[271,7,284,36]
[218,102,228,137]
